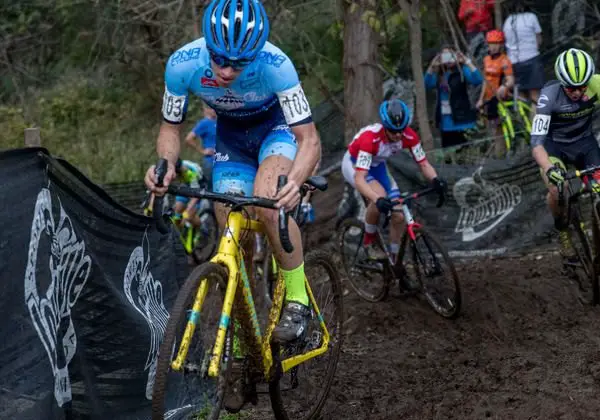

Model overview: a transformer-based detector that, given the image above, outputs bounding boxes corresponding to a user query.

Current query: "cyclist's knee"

[390,211,404,224]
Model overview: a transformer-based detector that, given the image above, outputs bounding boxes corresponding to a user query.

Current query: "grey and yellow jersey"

[531,75,600,147]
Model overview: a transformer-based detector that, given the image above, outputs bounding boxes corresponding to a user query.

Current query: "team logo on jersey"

[243,91,270,102]
[170,47,202,66]
[453,167,522,242]
[215,89,244,110]
[201,77,219,88]
[257,51,287,68]
[214,152,229,162]
[204,68,214,78]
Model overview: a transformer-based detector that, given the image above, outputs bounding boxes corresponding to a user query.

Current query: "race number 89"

[531,114,551,135]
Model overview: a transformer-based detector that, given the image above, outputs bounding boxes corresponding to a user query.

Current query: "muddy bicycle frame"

[153,165,331,380]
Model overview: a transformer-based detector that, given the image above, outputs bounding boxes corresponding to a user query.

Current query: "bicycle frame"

[170,210,331,381]
[374,190,434,267]
[497,99,532,151]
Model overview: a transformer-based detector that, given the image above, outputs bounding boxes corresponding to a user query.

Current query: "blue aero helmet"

[379,99,412,132]
[203,0,270,65]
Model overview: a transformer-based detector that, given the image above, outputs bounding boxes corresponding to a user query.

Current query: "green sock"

[281,263,308,306]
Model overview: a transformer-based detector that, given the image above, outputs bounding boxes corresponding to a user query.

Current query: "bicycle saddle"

[305,176,328,191]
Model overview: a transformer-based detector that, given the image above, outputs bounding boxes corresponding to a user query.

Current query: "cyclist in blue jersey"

[144,0,321,348]
[185,103,217,187]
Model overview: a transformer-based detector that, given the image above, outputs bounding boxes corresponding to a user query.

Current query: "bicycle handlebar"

[555,164,600,206]
[154,159,170,234]
[390,186,439,211]
[152,158,294,253]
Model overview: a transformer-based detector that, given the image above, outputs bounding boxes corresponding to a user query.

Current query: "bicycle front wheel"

[567,213,597,305]
[269,250,344,420]
[338,218,390,302]
[151,263,231,420]
[403,226,462,319]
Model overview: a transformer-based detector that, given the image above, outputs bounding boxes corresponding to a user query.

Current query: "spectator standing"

[502,1,543,106]
[425,47,483,150]
[477,29,514,156]
[458,0,495,42]
[185,103,217,187]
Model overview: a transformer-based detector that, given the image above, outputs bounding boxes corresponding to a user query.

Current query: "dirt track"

[299,172,600,420]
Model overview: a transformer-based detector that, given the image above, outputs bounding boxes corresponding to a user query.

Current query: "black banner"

[385,150,560,257]
[0,148,188,419]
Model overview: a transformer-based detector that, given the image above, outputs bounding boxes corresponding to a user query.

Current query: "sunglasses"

[209,51,252,70]
[564,85,588,94]
[386,128,404,136]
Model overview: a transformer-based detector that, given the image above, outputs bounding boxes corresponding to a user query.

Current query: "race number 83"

[531,114,551,135]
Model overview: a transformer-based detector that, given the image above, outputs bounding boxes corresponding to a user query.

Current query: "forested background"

[1,0,599,183]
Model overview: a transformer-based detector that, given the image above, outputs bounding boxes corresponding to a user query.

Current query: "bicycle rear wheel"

[403,226,462,319]
[151,263,231,420]
[269,250,344,420]
[338,218,390,302]
[191,210,219,265]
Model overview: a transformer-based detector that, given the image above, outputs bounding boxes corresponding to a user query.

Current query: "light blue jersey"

[161,38,313,197]
[162,38,312,125]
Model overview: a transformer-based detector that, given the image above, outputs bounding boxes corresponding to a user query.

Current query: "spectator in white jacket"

[502,1,544,106]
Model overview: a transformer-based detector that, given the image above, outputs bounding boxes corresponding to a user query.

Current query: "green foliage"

[0,106,29,150]
[1,0,449,184]
[1,74,206,184]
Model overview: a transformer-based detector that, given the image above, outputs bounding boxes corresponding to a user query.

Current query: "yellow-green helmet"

[554,48,595,87]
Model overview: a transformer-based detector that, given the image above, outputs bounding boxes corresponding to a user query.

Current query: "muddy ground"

[279,172,600,420]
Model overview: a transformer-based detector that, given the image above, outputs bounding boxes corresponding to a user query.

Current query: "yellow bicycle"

[149,159,343,420]
[498,97,532,152]
[480,96,532,154]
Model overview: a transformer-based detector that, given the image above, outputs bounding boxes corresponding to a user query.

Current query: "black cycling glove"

[431,177,448,207]
[375,197,395,214]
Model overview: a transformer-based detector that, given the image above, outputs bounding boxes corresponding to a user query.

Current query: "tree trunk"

[398,0,435,150]
[494,0,503,29]
[342,0,382,144]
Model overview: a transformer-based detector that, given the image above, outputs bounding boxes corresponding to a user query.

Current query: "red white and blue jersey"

[347,123,427,171]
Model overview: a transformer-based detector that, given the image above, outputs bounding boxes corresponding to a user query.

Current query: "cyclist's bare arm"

[277,122,321,210]
[158,122,181,166]
[184,131,205,155]
[504,75,515,90]
[301,161,320,204]
[418,159,438,182]
[498,75,515,99]
[145,121,180,194]
[530,86,554,172]
[477,80,487,107]
[532,144,553,173]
